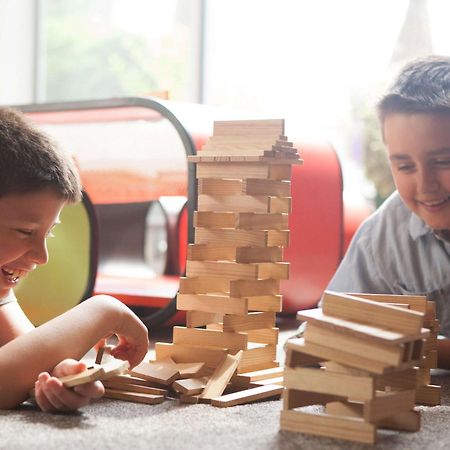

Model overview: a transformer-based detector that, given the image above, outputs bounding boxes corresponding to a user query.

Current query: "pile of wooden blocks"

[280,291,438,444]
[146,118,301,406]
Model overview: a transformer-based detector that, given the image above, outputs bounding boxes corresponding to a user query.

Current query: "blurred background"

[1,0,449,206]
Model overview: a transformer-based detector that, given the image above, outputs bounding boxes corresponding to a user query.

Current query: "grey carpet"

[2,371,450,450]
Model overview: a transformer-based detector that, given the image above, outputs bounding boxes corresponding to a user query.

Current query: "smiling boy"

[327,56,450,367]
[0,107,149,411]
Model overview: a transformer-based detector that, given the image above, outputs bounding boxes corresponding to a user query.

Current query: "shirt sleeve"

[0,290,17,306]
[327,218,393,294]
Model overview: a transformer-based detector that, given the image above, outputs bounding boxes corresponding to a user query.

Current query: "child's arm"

[0,295,148,410]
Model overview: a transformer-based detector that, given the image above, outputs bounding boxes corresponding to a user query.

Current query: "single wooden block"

[187,244,236,261]
[211,384,283,407]
[223,312,276,332]
[186,310,223,327]
[173,326,248,351]
[304,322,404,366]
[417,349,438,368]
[257,262,289,280]
[297,307,429,345]
[280,410,376,444]
[128,358,180,386]
[237,212,289,230]
[196,162,291,181]
[415,384,441,406]
[108,374,157,387]
[172,377,209,395]
[100,359,131,381]
[179,276,230,294]
[95,345,114,365]
[176,362,206,378]
[241,366,283,381]
[198,178,243,196]
[104,389,165,405]
[238,345,277,373]
[284,366,375,401]
[348,293,427,314]
[322,291,424,335]
[177,293,248,315]
[416,367,431,385]
[243,179,291,196]
[213,119,285,136]
[154,342,228,368]
[247,296,282,312]
[186,260,258,280]
[245,327,279,344]
[58,366,105,388]
[230,279,279,297]
[102,380,168,396]
[236,246,283,263]
[200,351,243,399]
[195,228,289,247]
[363,389,416,422]
[285,338,389,374]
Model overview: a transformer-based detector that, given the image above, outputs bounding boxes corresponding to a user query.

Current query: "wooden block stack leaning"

[280,291,440,444]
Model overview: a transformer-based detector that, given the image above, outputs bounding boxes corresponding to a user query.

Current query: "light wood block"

[198,179,242,196]
[247,296,282,312]
[211,384,283,407]
[349,293,427,314]
[304,322,404,366]
[236,247,283,263]
[284,367,374,401]
[194,211,289,230]
[186,310,223,327]
[155,343,228,368]
[239,345,277,373]
[223,312,276,332]
[285,347,323,368]
[241,366,284,381]
[179,276,229,294]
[322,291,424,335]
[102,380,168,396]
[283,389,342,409]
[201,351,243,399]
[195,228,289,247]
[415,384,441,405]
[285,338,390,374]
[128,358,179,386]
[58,366,104,388]
[196,163,291,181]
[172,377,209,395]
[198,194,291,214]
[230,279,279,297]
[177,293,248,315]
[280,410,376,444]
[244,179,290,196]
[297,307,429,345]
[363,389,415,422]
[173,326,248,351]
[187,244,236,261]
[176,362,206,378]
[104,389,165,405]
[213,119,284,136]
[246,327,279,344]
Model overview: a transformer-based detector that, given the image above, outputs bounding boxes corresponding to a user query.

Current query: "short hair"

[0,107,82,202]
[377,55,450,122]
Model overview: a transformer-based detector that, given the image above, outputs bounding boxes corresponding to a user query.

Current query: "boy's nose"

[417,169,439,193]
[28,239,49,265]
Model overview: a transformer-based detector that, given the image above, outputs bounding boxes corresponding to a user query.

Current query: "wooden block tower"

[280,291,431,444]
[154,119,302,396]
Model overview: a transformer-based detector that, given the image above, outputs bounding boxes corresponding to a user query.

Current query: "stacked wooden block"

[150,119,301,405]
[352,293,441,406]
[280,291,432,444]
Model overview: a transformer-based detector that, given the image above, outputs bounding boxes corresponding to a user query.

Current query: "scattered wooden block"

[104,389,165,405]
[173,377,209,395]
[128,358,180,386]
[211,384,283,407]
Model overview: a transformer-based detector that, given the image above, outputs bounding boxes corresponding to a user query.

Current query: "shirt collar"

[408,212,433,240]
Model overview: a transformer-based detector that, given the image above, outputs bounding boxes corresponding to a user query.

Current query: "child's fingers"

[51,359,86,377]
[36,374,67,411]
[73,381,105,399]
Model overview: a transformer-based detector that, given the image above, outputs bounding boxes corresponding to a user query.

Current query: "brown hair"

[377,55,450,123]
[0,107,82,202]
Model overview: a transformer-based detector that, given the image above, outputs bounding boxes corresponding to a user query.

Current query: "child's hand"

[34,359,104,413]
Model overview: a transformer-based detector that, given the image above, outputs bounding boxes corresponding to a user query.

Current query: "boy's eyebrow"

[429,147,450,156]
[389,148,450,160]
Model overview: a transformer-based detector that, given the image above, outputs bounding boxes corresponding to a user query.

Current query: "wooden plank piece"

[211,384,283,407]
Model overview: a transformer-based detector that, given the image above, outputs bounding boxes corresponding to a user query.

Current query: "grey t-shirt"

[328,191,450,336]
[0,290,17,307]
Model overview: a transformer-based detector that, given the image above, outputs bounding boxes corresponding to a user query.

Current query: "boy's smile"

[384,113,450,231]
[0,189,65,298]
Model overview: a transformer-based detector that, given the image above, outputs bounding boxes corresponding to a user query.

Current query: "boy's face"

[384,113,450,231]
[0,189,65,298]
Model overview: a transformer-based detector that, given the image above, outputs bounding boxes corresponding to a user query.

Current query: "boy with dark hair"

[328,55,450,367]
[0,107,149,411]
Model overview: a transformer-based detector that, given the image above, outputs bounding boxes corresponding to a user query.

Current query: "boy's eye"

[16,229,32,236]
[396,163,415,172]
[433,159,450,167]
